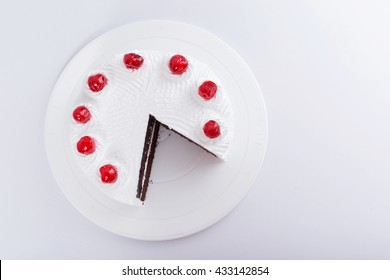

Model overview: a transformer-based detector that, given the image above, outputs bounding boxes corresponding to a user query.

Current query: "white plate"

[45,20,268,240]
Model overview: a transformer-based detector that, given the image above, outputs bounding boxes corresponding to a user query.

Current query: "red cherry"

[123,53,144,70]
[169,54,188,75]
[88,73,107,92]
[99,164,118,184]
[72,105,91,124]
[198,81,217,100]
[203,120,221,139]
[76,136,96,155]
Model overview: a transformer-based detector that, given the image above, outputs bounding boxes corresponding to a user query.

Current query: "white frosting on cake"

[70,51,234,206]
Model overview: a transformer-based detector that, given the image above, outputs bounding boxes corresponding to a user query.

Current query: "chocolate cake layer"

[136,115,157,199]
[139,117,160,201]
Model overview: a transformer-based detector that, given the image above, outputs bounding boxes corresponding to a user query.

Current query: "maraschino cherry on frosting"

[203,120,221,139]
[76,136,96,155]
[99,164,118,184]
[198,80,217,101]
[73,105,91,124]
[169,54,188,75]
[123,53,144,70]
[88,73,108,92]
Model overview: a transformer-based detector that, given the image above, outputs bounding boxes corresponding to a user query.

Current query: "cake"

[70,51,234,206]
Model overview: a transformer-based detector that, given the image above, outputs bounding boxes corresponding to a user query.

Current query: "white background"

[1,0,390,259]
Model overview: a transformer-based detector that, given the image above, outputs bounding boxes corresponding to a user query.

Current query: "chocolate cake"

[70,51,234,206]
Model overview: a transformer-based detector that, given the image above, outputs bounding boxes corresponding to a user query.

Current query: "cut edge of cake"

[135,114,221,204]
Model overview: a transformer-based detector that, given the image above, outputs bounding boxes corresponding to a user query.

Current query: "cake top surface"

[70,50,234,205]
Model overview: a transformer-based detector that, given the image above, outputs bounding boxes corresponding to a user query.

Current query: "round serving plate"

[45,20,268,240]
